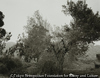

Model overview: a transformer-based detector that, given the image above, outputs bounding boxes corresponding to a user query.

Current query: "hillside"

[64,44,100,70]
[86,44,100,60]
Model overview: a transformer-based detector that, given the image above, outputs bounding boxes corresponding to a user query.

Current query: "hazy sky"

[0,0,100,45]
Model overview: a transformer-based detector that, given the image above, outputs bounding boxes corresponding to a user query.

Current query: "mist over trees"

[1,0,100,76]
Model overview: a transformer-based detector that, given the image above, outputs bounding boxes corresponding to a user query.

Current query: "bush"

[0,63,8,74]
[36,51,60,74]
[40,61,59,74]
[0,55,23,75]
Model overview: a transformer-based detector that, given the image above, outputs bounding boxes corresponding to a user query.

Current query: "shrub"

[40,61,59,74]
[0,55,23,75]
[0,63,8,74]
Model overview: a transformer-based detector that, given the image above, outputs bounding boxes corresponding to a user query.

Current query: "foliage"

[23,11,51,62]
[46,39,68,74]
[61,0,100,57]
[36,51,59,74]
[1,0,99,75]
[0,11,4,27]
[41,0,100,74]
[62,0,100,44]
[40,61,59,74]
[0,56,23,75]
[0,11,6,39]
[0,11,12,54]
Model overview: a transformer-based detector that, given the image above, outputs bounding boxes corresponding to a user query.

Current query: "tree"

[61,0,100,56]
[0,11,12,55]
[0,11,4,27]
[47,0,100,74]
[59,0,100,70]
[23,11,51,62]
[62,0,100,44]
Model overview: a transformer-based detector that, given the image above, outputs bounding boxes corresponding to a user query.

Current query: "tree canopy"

[62,0,100,44]
[61,0,100,55]
[0,11,12,54]
[23,11,51,61]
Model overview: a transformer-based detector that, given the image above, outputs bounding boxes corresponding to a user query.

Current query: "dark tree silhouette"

[0,11,4,27]
[0,11,12,54]
[0,28,6,38]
